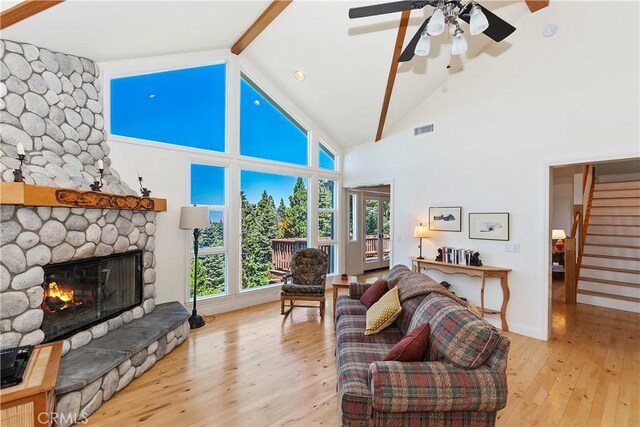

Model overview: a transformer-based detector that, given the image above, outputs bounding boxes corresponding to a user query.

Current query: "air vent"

[413,123,434,136]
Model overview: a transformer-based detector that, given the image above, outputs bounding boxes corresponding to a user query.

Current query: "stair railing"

[578,165,596,274]
[565,211,581,304]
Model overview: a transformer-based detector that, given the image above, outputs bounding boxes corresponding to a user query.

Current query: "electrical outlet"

[504,243,520,253]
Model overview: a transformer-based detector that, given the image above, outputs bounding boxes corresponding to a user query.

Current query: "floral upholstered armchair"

[281,248,329,317]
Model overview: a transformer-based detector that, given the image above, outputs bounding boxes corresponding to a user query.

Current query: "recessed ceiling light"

[293,70,305,81]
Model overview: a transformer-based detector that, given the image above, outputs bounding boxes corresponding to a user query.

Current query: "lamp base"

[188,312,205,329]
[416,256,425,260]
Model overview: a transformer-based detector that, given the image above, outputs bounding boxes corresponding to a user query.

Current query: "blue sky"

[112,64,333,208]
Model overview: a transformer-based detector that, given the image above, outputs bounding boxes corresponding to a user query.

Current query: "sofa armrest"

[368,361,507,413]
[348,282,371,299]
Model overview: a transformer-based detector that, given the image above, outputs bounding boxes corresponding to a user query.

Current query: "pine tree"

[318,180,334,239]
[284,178,308,238]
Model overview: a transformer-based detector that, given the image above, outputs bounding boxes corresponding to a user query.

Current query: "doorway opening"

[344,184,392,275]
[549,157,640,339]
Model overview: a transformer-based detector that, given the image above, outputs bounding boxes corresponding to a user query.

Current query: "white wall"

[102,49,343,314]
[343,1,639,339]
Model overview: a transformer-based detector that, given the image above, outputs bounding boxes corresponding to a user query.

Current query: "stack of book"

[438,247,475,265]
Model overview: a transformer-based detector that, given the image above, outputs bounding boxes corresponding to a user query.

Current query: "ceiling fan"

[349,1,516,62]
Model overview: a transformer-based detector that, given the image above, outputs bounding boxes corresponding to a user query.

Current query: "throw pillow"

[383,322,430,362]
[365,287,402,335]
[360,279,389,309]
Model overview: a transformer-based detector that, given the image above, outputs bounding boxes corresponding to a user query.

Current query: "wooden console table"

[0,342,63,427]
[411,258,511,331]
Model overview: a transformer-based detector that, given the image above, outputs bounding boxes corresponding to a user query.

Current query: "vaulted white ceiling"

[1,0,531,149]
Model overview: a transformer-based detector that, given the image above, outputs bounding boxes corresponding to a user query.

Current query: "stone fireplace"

[41,250,143,342]
[0,39,189,425]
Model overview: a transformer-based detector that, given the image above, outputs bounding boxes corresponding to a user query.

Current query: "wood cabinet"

[0,342,62,427]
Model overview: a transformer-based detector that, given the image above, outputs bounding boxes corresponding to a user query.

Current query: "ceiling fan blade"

[459,3,516,42]
[349,1,426,19]
[398,17,430,62]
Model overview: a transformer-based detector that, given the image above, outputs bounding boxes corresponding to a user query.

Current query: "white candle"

[97,160,104,170]
[16,143,25,156]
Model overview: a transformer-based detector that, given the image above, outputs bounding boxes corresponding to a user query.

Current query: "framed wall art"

[469,212,509,241]
[429,207,462,232]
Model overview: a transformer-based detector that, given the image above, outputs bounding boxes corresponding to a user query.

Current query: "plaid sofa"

[335,265,510,426]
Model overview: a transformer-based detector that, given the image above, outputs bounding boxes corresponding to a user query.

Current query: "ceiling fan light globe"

[451,33,468,55]
[469,5,489,35]
[414,33,431,56]
[427,8,445,36]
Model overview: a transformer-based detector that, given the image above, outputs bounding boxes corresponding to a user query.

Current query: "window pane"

[348,194,357,242]
[318,212,334,240]
[190,254,226,297]
[240,76,308,165]
[191,164,225,206]
[319,142,336,170]
[241,170,308,289]
[319,244,336,275]
[199,210,224,249]
[111,64,225,152]
[318,179,335,209]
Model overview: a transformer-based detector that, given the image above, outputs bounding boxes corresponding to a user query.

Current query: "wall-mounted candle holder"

[138,176,151,197]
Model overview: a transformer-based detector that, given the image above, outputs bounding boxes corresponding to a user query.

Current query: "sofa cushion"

[396,295,428,336]
[384,264,411,288]
[383,322,430,362]
[365,287,402,335]
[360,279,389,309]
[337,343,391,421]
[410,294,500,369]
[335,295,367,321]
[336,315,403,347]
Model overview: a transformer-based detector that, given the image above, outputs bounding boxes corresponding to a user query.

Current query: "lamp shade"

[427,7,445,36]
[179,206,209,230]
[469,4,489,35]
[414,223,429,238]
[414,32,431,56]
[552,229,567,239]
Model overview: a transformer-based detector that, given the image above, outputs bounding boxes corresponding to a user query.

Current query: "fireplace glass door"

[41,251,143,342]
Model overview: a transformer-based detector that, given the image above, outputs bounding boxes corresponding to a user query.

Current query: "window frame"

[187,160,230,301]
[318,139,338,171]
[239,71,311,168]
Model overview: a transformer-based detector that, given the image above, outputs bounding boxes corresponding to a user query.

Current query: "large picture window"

[111,64,226,152]
[319,141,336,171]
[240,75,308,166]
[241,170,308,290]
[190,163,227,298]
[319,179,337,275]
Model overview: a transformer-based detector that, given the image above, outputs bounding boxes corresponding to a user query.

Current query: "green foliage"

[190,254,225,297]
[241,179,308,288]
[283,178,308,238]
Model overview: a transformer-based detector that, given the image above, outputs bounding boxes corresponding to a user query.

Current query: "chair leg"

[320,299,325,317]
[281,297,285,315]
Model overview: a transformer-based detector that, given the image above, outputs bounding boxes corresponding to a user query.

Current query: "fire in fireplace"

[41,251,143,342]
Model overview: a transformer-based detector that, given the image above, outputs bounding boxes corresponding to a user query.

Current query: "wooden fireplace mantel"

[0,182,167,212]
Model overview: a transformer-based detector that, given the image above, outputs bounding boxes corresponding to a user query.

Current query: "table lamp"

[180,205,210,329]
[414,223,429,259]
[552,229,567,251]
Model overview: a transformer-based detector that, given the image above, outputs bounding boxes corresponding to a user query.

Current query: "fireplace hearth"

[41,251,143,342]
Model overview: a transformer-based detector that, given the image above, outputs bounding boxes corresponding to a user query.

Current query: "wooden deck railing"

[271,238,332,272]
[365,235,391,260]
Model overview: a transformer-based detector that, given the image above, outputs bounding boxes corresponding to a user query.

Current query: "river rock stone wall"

[0,205,157,352]
[0,39,131,194]
[0,40,158,351]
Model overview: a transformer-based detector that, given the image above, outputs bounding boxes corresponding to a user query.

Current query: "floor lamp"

[180,205,210,329]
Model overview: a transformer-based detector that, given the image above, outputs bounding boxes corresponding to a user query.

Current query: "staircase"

[577,180,640,312]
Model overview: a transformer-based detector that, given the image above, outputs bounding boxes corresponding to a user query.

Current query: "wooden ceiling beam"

[231,0,292,55]
[375,10,410,142]
[0,0,64,30]
[525,0,549,13]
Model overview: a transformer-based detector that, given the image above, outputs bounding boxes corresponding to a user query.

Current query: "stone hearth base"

[54,302,189,426]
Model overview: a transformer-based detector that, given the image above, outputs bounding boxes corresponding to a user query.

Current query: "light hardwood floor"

[88,274,639,426]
